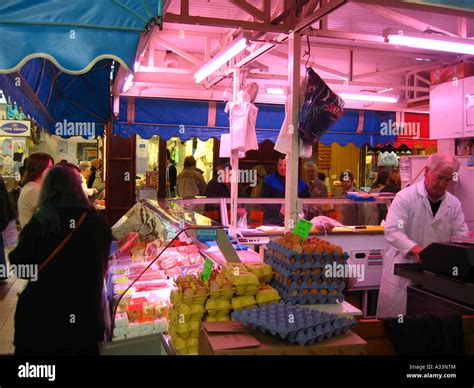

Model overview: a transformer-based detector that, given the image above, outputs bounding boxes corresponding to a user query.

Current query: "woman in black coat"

[0,176,15,279]
[10,164,113,355]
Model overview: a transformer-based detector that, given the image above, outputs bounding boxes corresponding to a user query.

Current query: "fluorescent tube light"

[266,87,285,95]
[339,93,398,103]
[194,33,250,83]
[384,28,474,55]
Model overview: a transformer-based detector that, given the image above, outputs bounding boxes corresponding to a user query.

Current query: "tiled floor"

[0,277,27,355]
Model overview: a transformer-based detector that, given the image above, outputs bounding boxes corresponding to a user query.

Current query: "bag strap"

[38,211,88,273]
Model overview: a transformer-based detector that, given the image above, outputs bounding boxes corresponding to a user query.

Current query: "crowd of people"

[174,153,401,226]
[0,152,111,355]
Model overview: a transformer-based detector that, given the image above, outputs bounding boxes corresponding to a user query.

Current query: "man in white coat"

[377,153,468,318]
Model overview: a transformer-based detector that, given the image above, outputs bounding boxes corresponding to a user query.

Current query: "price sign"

[293,219,313,241]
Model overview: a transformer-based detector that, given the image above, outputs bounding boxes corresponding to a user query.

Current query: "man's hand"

[93,188,98,195]
[409,245,423,263]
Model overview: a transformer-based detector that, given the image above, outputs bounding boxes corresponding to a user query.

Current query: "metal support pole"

[284,31,301,231]
[230,68,240,236]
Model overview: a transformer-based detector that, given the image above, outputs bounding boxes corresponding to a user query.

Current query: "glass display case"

[104,199,226,351]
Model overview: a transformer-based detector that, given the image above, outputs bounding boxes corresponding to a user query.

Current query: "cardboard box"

[199,321,367,355]
[431,62,474,85]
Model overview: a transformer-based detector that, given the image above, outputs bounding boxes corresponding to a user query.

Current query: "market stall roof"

[113,97,395,146]
[0,58,113,138]
[0,0,161,74]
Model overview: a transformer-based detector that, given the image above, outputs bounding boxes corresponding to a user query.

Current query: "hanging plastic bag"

[298,68,344,143]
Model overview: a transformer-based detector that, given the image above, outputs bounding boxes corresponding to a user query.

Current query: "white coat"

[376,180,468,318]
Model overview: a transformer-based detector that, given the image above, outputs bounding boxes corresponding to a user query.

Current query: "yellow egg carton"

[222,263,247,279]
[204,315,231,322]
[169,304,206,323]
[169,321,200,339]
[234,283,259,296]
[170,335,199,355]
[205,299,232,318]
[255,285,281,306]
[209,287,235,300]
[231,295,257,311]
[245,263,274,284]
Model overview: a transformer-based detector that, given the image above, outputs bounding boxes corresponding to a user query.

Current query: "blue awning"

[113,97,395,146]
[1,58,112,138]
[0,0,160,74]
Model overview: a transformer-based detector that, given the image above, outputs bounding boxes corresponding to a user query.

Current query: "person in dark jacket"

[205,164,247,223]
[10,164,112,355]
[262,156,309,225]
[166,150,177,197]
[0,176,16,280]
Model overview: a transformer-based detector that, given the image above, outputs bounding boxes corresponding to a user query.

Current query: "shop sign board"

[402,0,474,12]
[0,120,31,137]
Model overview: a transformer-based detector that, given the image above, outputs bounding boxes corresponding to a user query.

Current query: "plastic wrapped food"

[298,68,344,144]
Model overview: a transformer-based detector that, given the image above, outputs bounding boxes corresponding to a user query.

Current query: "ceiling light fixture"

[194,33,251,83]
[384,28,474,55]
[266,87,286,95]
[339,93,398,103]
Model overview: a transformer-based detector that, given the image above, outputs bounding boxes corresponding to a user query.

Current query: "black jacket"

[10,207,113,355]
[0,176,15,232]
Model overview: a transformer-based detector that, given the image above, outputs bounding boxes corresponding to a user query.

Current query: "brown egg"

[286,278,293,286]
[302,289,309,295]
[307,278,314,285]
[305,268,312,275]
[317,278,323,285]
[290,289,298,297]
[332,289,339,296]
[313,245,323,255]
[320,289,329,295]
[313,268,322,275]
[311,288,319,295]
[333,246,343,255]
[293,244,303,254]
[295,269,302,275]
[297,278,303,285]
[291,234,303,245]
[327,278,334,285]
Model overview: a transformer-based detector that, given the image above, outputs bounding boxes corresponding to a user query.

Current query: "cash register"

[394,239,474,314]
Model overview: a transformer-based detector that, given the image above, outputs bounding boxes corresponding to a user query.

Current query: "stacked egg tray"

[265,240,349,304]
[231,302,357,346]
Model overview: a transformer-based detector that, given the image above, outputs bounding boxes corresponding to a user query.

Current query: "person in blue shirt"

[262,155,309,225]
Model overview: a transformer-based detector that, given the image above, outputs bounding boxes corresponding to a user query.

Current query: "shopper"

[79,161,98,198]
[250,164,267,198]
[303,161,327,198]
[176,155,206,198]
[18,152,54,228]
[262,155,309,225]
[10,164,113,355]
[377,153,468,318]
[0,176,16,280]
[335,170,364,226]
[87,159,102,188]
[205,164,246,222]
[364,170,390,225]
[380,169,401,194]
[377,169,402,223]
[165,150,177,197]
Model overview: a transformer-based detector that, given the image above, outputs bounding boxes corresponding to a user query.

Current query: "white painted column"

[230,68,240,236]
[284,31,301,231]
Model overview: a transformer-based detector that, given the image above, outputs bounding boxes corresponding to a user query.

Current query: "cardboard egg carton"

[231,301,356,346]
